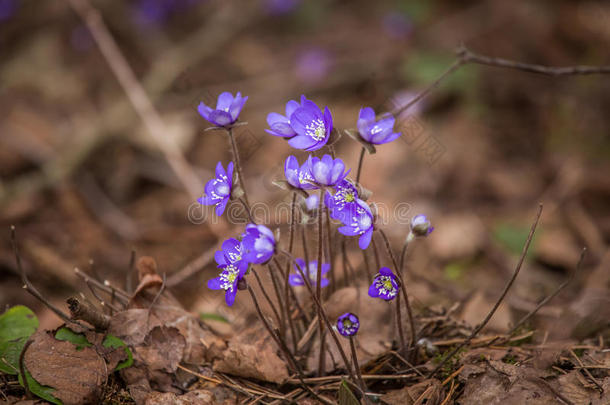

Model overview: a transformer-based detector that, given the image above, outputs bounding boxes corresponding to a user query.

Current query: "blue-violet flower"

[284,155,316,190]
[207,263,247,306]
[357,107,401,145]
[214,237,246,268]
[337,199,374,249]
[198,91,248,127]
[288,96,333,151]
[410,214,434,237]
[289,258,330,288]
[198,161,233,216]
[368,267,399,301]
[325,179,359,220]
[241,224,276,264]
[266,99,301,138]
[308,154,350,187]
[337,312,360,337]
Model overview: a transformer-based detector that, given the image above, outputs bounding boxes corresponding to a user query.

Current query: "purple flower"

[264,0,300,15]
[325,179,359,220]
[266,99,301,138]
[336,312,360,337]
[308,154,350,187]
[368,267,399,301]
[357,107,401,145]
[242,224,276,264]
[289,258,330,288]
[0,0,17,21]
[296,48,331,84]
[197,162,233,216]
[382,12,413,40]
[337,199,374,249]
[304,194,319,211]
[207,263,247,306]
[284,155,316,190]
[133,0,201,26]
[198,92,248,127]
[288,96,333,151]
[410,214,434,237]
[214,237,246,268]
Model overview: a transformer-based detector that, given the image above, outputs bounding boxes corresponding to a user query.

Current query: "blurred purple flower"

[284,155,316,190]
[0,0,17,21]
[266,98,302,138]
[410,214,434,237]
[264,0,300,15]
[287,96,333,151]
[70,25,94,52]
[382,11,413,40]
[296,48,331,84]
[337,199,374,249]
[390,90,423,121]
[308,154,349,187]
[242,224,276,264]
[325,179,359,220]
[198,91,248,127]
[357,107,401,145]
[337,312,359,337]
[368,267,399,301]
[133,0,202,26]
[207,262,247,306]
[197,161,233,216]
[289,258,330,288]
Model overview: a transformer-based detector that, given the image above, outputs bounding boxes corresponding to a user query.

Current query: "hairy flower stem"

[361,248,373,281]
[371,236,381,270]
[246,285,333,405]
[251,269,283,330]
[399,239,410,279]
[324,206,337,294]
[239,196,255,222]
[280,250,358,384]
[349,336,370,404]
[395,293,407,358]
[284,192,298,352]
[267,262,288,340]
[226,127,250,208]
[377,229,416,352]
[316,188,326,376]
[356,146,365,185]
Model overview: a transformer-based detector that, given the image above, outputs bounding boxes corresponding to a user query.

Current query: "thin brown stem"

[284,192,298,352]
[349,337,370,404]
[377,229,416,350]
[267,262,288,340]
[316,188,326,376]
[227,127,250,208]
[509,247,585,335]
[324,205,337,294]
[251,269,283,329]
[355,147,365,185]
[395,293,407,357]
[239,196,255,223]
[19,339,33,399]
[428,204,543,378]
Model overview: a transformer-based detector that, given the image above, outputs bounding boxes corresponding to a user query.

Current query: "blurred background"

[1,0,609,343]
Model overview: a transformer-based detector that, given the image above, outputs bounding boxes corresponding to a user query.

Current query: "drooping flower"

[266,99,301,138]
[207,262,247,306]
[325,179,359,220]
[241,224,276,264]
[284,155,316,190]
[198,92,248,127]
[197,162,234,216]
[288,96,333,151]
[289,258,330,288]
[336,312,360,337]
[368,267,399,301]
[337,199,375,250]
[214,237,246,268]
[410,214,434,237]
[357,107,401,145]
[308,154,350,187]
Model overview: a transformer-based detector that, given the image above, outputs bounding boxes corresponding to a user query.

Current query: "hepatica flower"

[308,154,350,187]
[289,258,330,288]
[207,263,246,306]
[325,179,359,220]
[288,96,333,151]
[215,237,246,268]
[357,107,401,145]
[266,99,301,138]
[338,199,374,249]
[368,267,399,301]
[198,162,233,216]
[337,312,360,337]
[284,155,316,190]
[410,214,434,237]
[242,224,276,264]
[198,92,248,127]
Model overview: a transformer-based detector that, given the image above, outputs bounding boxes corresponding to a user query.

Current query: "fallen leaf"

[24,330,107,405]
[381,379,444,405]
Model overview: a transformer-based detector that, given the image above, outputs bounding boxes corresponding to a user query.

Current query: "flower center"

[217,184,230,196]
[219,265,240,292]
[344,192,355,203]
[383,279,393,291]
[306,119,326,141]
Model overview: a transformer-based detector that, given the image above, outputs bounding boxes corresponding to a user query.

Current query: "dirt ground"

[1,0,610,404]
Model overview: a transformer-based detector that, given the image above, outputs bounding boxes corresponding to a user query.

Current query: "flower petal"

[197,102,212,120]
[288,274,304,286]
[209,110,233,126]
[216,92,234,111]
[225,288,237,306]
[207,277,222,290]
[288,134,317,150]
[359,227,373,249]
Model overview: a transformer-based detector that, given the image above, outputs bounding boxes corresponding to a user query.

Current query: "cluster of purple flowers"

[207,224,276,306]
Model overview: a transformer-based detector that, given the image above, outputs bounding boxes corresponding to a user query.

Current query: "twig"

[74,267,129,303]
[67,296,111,330]
[19,339,33,399]
[166,246,216,287]
[569,349,603,394]
[11,227,83,327]
[428,204,543,378]
[65,0,203,200]
[348,336,370,405]
[530,377,575,405]
[509,247,586,335]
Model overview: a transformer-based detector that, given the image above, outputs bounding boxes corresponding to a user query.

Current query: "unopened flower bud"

[410,214,434,237]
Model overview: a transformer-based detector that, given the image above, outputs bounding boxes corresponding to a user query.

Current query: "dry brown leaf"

[24,331,107,405]
[381,379,444,405]
[557,372,610,405]
[213,325,289,384]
